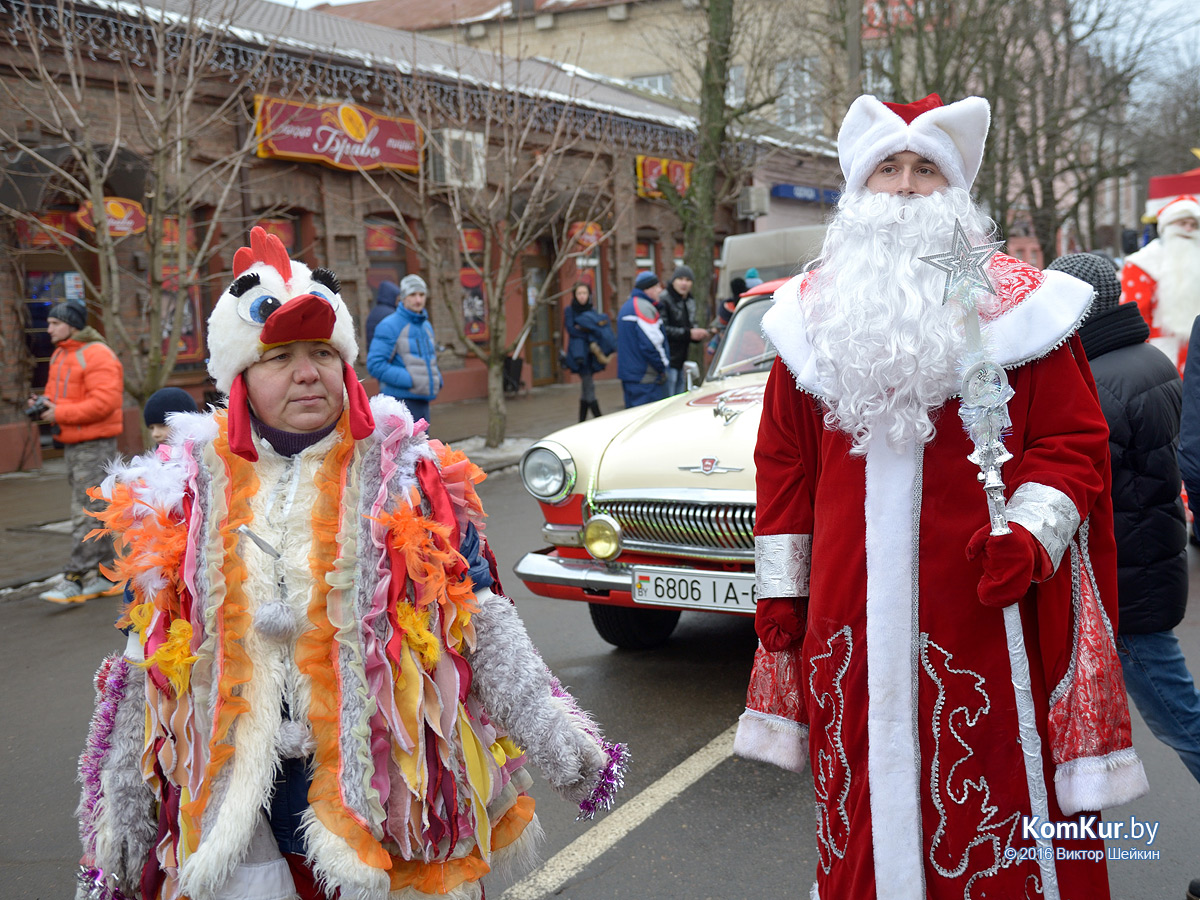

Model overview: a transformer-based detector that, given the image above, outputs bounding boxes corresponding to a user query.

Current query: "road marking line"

[500,722,738,900]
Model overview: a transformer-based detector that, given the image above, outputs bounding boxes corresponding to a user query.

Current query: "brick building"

[0,0,824,473]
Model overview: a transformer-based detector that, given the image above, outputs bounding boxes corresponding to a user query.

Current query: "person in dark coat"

[365,278,402,349]
[562,282,615,421]
[616,272,669,408]
[657,265,710,395]
[1050,253,1200,785]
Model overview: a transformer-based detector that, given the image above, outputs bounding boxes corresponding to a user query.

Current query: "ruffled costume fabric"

[76,395,624,900]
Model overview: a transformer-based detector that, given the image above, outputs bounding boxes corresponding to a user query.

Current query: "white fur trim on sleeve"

[733,708,809,773]
[1054,748,1149,815]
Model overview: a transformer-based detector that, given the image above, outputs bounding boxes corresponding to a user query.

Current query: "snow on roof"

[70,0,833,157]
[310,0,628,31]
[76,0,696,131]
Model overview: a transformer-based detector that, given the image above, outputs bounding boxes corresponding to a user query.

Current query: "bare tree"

[652,0,806,314]
[811,0,1183,261]
[0,0,296,408]
[1129,45,1200,196]
[356,40,627,447]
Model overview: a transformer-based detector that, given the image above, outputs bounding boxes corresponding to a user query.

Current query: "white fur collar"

[1123,239,1166,281]
[763,255,1093,398]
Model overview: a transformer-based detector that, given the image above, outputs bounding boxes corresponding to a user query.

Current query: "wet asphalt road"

[1,463,1197,899]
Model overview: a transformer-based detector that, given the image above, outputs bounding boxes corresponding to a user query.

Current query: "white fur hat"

[837,93,991,194]
[1158,195,1200,228]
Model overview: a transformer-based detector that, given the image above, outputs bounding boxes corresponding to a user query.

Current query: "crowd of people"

[28,85,1200,900]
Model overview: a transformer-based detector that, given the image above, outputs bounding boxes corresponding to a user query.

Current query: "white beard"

[806,188,998,455]
[1153,228,1200,338]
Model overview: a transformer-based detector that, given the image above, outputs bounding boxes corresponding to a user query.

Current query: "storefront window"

[365,217,407,295]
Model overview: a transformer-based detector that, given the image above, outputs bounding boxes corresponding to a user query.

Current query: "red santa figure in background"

[1121,194,1200,373]
[734,93,1148,900]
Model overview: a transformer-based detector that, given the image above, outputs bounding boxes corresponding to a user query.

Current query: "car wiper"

[713,350,777,377]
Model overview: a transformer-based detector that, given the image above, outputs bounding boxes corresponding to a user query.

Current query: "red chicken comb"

[232,226,293,282]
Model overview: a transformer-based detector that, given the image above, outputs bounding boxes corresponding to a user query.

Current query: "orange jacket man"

[30,301,125,603]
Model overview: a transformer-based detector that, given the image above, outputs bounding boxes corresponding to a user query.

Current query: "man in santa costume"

[1121,194,1200,373]
[734,94,1148,899]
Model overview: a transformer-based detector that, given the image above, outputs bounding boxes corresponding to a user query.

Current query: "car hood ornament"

[679,457,743,475]
[713,396,741,424]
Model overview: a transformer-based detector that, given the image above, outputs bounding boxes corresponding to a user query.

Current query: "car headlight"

[520,442,576,505]
[583,514,622,561]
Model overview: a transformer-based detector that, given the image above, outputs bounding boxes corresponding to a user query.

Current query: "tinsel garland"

[75,864,133,900]
[547,676,629,821]
[77,654,130,857]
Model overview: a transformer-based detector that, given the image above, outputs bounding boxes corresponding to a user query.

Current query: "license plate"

[631,566,756,612]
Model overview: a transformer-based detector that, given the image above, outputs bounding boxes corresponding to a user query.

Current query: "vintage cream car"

[515,284,784,649]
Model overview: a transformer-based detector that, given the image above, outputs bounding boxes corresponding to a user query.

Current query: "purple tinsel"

[78,654,132,857]
[577,740,629,821]
[77,864,133,900]
[546,675,630,821]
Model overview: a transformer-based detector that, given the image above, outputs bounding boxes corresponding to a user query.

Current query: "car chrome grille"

[594,499,756,557]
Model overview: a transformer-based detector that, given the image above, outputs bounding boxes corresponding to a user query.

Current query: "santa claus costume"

[735,95,1147,900]
[1120,194,1200,372]
[74,228,626,900]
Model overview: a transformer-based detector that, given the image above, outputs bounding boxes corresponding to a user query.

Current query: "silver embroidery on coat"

[756,533,812,598]
[920,636,1023,900]
[1006,482,1080,572]
[810,626,853,874]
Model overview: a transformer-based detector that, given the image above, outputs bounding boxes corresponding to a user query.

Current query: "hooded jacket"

[367,305,443,402]
[616,289,668,384]
[365,280,400,350]
[1079,300,1188,634]
[44,326,124,444]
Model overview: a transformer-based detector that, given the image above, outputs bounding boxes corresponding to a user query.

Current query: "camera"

[25,397,49,420]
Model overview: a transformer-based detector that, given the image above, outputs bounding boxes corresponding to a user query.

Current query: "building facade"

[0,0,798,473]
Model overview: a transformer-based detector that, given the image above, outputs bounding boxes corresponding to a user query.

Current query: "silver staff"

[921,220,1062,898]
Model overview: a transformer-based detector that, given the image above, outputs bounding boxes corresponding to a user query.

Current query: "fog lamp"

[583,514,622,561]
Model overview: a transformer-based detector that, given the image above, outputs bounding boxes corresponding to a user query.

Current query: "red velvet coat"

[735,257,1148,900]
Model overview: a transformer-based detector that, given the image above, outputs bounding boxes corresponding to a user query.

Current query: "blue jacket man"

[367,278,443,422]
[617,272,669,408]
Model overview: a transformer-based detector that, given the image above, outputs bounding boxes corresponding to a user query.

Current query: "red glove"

[965,522,1052,608]
[755,596,807,652]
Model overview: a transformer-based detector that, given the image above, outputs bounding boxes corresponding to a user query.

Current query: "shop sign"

[770,183,840,205]
[255,96,421,172]
[76,197,147,236]
[255,218,296,249]
[160,265,205,363]
[460,227,485,255]
[15,211,76,248]
[567,221,603,251]
[460,266,488,342]
[366,223,400,253]
[159,216,200,250]
[636,155,693,198]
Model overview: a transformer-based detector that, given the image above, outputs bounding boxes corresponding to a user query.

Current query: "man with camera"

[28,301,125,604]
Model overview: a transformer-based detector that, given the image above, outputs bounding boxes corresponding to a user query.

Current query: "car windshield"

[708,297,777,379]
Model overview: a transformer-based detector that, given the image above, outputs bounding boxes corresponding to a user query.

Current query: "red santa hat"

[837,93,991,194]
[207,227,374,460]
[1157,195,1200,229]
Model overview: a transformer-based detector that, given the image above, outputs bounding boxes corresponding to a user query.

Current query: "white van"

[716,224,827,300]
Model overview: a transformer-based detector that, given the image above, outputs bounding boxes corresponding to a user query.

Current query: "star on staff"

[919,219,1006,306]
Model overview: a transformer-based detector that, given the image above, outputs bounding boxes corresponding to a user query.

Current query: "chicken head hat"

[207,226,374,460]
[837,92,991,194]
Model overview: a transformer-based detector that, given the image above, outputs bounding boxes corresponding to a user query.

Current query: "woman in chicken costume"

[75,227,626,900]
